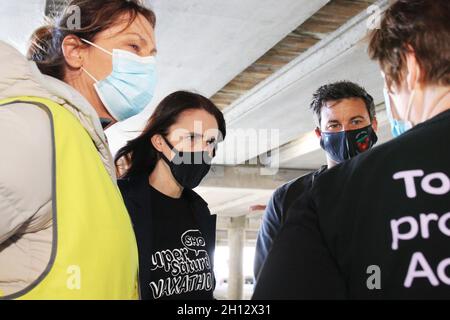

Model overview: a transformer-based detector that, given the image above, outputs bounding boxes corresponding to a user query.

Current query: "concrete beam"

[196,165,311,217]
[200,165,312,190]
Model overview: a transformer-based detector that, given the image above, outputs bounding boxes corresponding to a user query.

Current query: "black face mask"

[320,125,378,163]
[160,137,213,189]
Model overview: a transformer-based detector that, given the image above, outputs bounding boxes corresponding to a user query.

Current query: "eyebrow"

[349,116,365,121]
[185,132,218,141]
[122,32,158,54]
[180,132,201,139]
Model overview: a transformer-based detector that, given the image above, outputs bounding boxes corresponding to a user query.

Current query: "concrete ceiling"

[145,0,330,101]
[214,0,390,169]
[107,0,330,152]
[211,0,378,109]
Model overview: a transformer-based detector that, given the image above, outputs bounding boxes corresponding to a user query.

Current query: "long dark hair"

[115,91,227,179]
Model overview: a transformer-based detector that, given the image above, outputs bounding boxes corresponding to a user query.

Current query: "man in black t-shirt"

[254,81,379,280]
[253,0,450,299]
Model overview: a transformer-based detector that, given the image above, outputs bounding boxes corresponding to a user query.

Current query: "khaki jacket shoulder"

[0,41,116,296]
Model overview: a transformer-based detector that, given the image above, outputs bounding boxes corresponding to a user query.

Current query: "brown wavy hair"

[27,0,156,80]
[368,0,450,90]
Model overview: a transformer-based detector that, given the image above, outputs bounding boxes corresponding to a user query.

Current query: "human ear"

[151,134,164,153]
[315,127,322,138]
[371,117,379,132]
[405,50,421,92]
[61,35,86,69]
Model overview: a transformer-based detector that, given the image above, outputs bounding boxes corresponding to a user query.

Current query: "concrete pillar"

[227,216,246,300]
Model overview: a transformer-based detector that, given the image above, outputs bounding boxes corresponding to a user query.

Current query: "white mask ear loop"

[382,70,415,125]
[81,66,99,83]
[404,88,417,125]
[80,38,113,56]
[79,38,113,83]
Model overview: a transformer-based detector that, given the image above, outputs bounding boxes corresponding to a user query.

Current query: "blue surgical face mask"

[80,38,157,122]
[383,87,413,138]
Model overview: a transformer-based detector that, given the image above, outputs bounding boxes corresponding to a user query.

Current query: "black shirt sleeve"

[254,187,285,280]
[252,189,347,299]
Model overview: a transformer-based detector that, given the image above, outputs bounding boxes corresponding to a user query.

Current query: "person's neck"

[65,73,115,123]
[412,85,450,124]
[149,160,183,199]
[326,157,338,169]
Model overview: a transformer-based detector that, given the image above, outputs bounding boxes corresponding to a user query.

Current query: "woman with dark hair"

[0,0,156,299]
[116,91,226,300]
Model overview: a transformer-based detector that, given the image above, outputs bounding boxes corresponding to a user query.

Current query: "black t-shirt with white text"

[118,175,216,301]
[145,185,214,300]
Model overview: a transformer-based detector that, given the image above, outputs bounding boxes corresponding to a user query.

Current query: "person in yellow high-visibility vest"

[0,0,157,300]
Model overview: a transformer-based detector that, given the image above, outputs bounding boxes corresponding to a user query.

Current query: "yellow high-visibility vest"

[0,96,139,300]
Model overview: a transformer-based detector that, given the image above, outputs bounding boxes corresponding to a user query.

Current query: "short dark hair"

[368,0,450,90]
[309,81,376,125]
